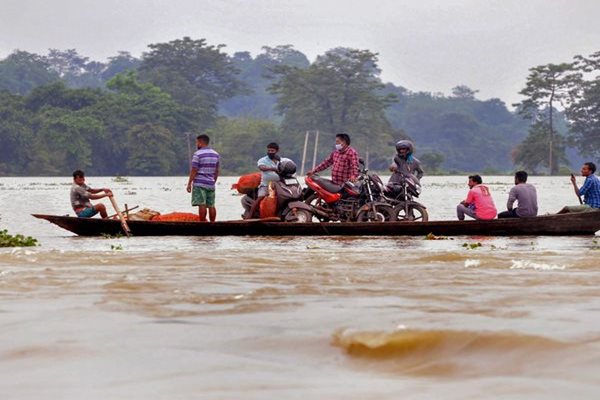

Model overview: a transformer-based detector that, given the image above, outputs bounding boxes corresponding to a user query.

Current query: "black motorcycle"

[303,159,396,222]
[383,173,429,222]
[241,159,313,222]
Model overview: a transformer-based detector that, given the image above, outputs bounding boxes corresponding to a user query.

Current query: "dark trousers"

[498,209,519,219]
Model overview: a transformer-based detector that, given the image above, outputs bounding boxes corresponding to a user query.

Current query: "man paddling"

[70,170,113,218]
[558,162,600,213]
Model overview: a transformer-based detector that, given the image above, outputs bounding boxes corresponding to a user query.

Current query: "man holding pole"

[558,162,600,213]
[187,134,220,222]
[70,170,113,218]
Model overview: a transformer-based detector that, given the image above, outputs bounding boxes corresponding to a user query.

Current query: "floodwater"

[0,176,599,400]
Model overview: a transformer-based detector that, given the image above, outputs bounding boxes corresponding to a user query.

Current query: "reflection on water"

[0,176,599,399]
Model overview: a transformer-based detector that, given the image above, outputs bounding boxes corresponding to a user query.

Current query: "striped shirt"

[313,146,360,184]
[579,174,600,208]
[191,147,220,189]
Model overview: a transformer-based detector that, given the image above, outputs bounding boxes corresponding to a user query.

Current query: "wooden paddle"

[107,205,139,219]
[109,196,132,237]
[571,173,583,205]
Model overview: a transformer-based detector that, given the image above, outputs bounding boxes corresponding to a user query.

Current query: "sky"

[2,0,599,106]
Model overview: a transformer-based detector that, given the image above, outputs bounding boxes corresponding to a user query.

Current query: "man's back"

[192,147,220,189]
[466,185,497,219]
[509,183,538,217]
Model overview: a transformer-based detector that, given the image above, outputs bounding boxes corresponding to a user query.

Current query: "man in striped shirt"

[186,134,220,222]
[307,133,359,184]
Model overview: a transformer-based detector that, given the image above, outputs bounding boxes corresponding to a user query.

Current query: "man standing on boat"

[456,175,497,220]
[70,170,113,218]
[558,162,600,213]
[187,134,220,222]
[306,133,359,184]
[247,142,281,219]
[498,170,538,218]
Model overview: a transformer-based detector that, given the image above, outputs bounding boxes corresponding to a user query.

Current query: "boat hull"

[32,211,600,237]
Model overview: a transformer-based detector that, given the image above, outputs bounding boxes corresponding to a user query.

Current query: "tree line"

[0,37,598,176]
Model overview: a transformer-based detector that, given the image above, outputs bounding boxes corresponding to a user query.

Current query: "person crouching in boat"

[456,174,497,220]
[558,162,600,214]
[70,170,112,218]
[498,170,538,218]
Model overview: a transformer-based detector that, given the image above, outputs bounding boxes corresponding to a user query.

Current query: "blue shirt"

[191,147,220,189]
[578,174,600,208]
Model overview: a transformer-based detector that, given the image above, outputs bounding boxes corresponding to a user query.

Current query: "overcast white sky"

[2,0,599,106]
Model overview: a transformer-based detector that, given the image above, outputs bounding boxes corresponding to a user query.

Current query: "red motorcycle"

[303,171,396,222]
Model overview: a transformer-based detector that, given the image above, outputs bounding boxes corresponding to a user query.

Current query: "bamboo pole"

[311,130,319,170]
[300,131,309,176]
[109,197,131,237]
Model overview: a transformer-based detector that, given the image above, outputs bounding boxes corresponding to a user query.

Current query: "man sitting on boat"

[456,175,497,220]
[388,140,424,184]
[558,162,600,213]
[70,170,113,218]
[498,170,538,218]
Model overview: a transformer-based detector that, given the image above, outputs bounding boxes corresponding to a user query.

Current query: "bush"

[0,229,39,247]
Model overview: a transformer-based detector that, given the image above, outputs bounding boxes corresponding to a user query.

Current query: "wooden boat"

[33,211,600,237]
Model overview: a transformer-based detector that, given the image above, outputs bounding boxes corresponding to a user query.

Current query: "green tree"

[125,123,178,175]
[269,47,397,167]
[270,48,396,134]
[567,51,600,158]
[219,45,310,119]
[512,122,568,174]
[138,36,246,125]
[101,51,141,82]
[0,90,35,174]
[87,71,197,174]
[32,109,105,174]
[419,152,445,172]
[451,85,479,100]
[513,63,581,174]
[206,117,283,175]
[0,51,59,95]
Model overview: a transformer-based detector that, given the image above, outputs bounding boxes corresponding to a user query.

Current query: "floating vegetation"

[0,230,39,247]
[424,232,452,240]
[462,242,482,249]
[112,176,130,183]
[101,232,123,239]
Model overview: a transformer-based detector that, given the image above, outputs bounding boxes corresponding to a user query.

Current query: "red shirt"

[465,184,497,220]
[313,146,360,184]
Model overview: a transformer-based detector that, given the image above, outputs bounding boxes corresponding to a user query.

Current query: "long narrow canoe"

[33,211,600,236]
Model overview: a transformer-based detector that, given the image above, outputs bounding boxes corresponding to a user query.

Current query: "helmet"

[395,140,414,153]
[277,158,297,177]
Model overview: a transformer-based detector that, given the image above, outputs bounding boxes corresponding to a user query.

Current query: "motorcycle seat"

[311,175,344,193]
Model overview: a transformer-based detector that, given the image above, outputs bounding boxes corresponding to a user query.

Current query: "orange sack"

[259,183,278,219]
[152,212,200,222]
[231,172,261,194]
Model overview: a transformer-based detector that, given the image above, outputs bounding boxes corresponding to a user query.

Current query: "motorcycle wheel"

[394,203,428,222]
[284,209,313,223]
[304,193,331,222]
[355,204,396,222]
